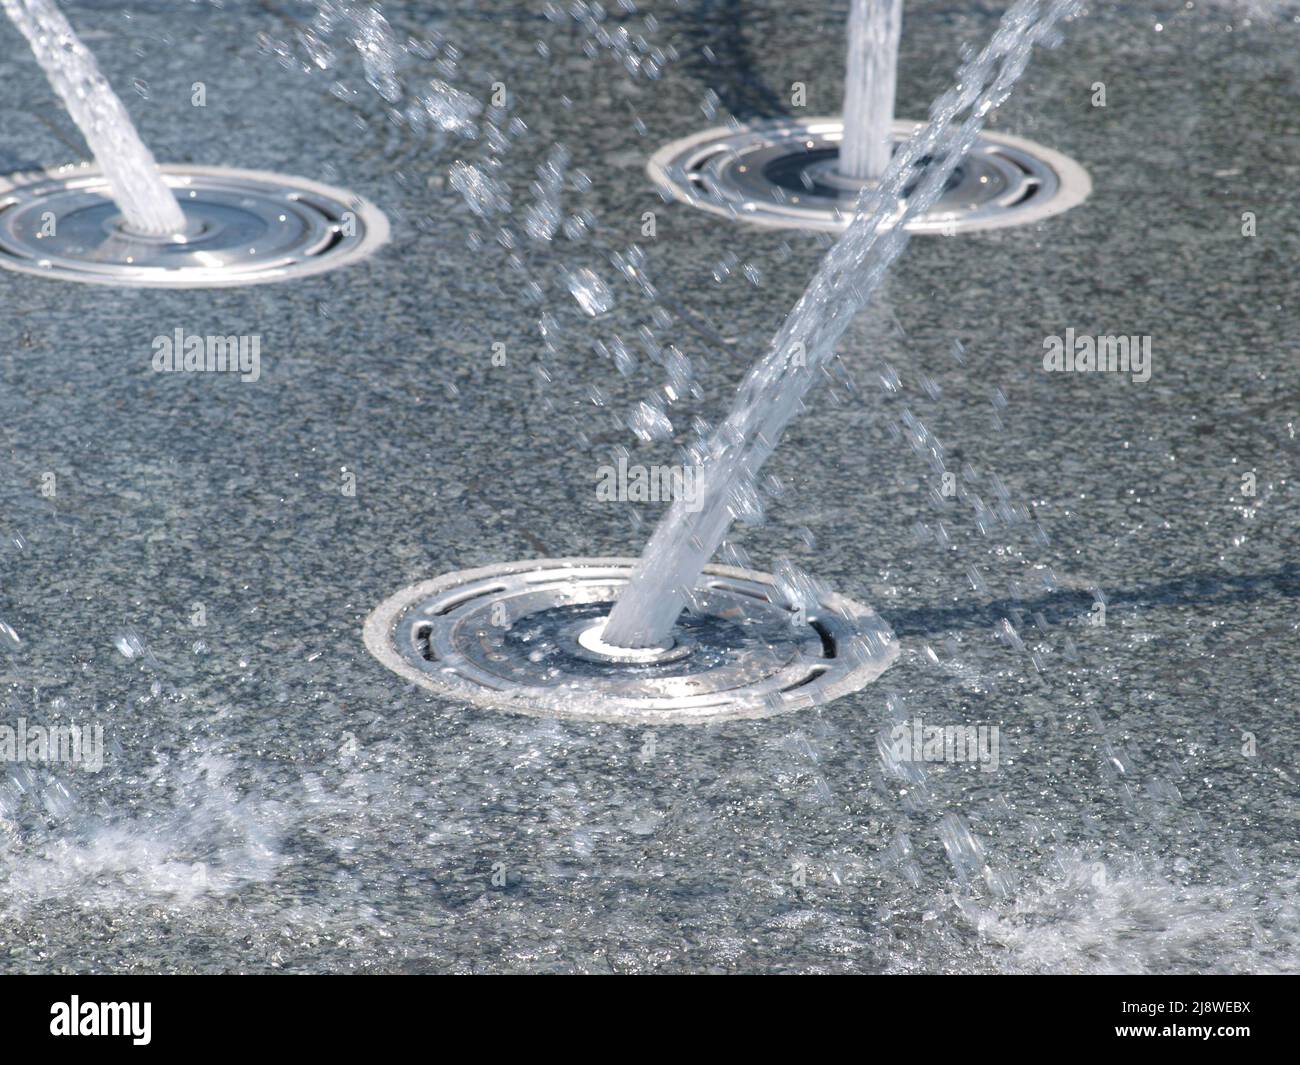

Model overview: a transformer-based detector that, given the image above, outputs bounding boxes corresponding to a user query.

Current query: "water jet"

[0,0,387,287]
[648,118,1090,235]
[0,164,389,288]
[368,0,1079,720]
[648,0,1089,233]
[362,558,897,725]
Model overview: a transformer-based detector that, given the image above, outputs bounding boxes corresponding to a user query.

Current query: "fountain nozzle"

[573,620,687,665]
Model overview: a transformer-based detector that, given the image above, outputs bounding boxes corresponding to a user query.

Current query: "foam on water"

[3,0,186,235]
[603,0,1082,649]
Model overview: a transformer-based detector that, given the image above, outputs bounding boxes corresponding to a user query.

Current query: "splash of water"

[603,0,1082,649]
[3,0,185,235]
[0,748,286,917]
[839,0,904,182]
[954,852,1300,974]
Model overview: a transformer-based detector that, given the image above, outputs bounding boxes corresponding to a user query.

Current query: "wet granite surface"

[0,1,1295,973]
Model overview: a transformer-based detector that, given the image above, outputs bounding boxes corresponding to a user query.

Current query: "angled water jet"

[607,0,1084,649]
[0,0,387,287]
[363,559,896,726]
[365,0,1083,723]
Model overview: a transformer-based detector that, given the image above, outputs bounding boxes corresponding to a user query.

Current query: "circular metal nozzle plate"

[363,558,899,725]
[0,164,388,287]
[647,118,1091,234]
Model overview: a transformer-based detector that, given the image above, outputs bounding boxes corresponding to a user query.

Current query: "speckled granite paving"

[0,0,1295,973]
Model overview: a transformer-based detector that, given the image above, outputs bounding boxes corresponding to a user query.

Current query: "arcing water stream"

[3,0,185,235]
[602,0,1082,648]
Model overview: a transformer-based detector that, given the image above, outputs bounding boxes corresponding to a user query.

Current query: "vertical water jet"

[839,0,904,182]
[643,0,1090,234]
